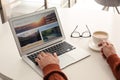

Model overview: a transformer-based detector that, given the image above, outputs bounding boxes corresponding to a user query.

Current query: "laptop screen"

[9,8,64,55]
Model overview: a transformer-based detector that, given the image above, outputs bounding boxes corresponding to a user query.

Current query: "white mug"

[92,31,109,46]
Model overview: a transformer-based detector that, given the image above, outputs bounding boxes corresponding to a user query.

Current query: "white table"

[0,8,120,80]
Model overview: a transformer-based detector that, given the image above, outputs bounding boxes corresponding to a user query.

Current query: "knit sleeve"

[42,64,68,80]
[107,54,120,80]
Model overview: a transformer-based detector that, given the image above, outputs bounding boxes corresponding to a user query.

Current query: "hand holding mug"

[98,41,116,58]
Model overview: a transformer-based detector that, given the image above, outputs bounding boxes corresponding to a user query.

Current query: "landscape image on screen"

[15,12,57,34]
[17,29,43,51]
[18,30,42,47]
[41,26,62,42]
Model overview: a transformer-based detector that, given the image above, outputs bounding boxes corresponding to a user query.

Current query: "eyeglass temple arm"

[86,25,91,36]
[70,25,78,37]
[71,25,78,33]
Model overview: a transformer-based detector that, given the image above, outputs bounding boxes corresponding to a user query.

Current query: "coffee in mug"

[92,31,109,46]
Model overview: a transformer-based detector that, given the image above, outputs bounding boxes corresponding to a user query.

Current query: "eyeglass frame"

[70,25,91,38]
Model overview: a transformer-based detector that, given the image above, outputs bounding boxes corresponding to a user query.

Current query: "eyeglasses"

[70,25,91,38]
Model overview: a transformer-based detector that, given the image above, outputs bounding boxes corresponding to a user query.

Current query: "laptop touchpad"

[58,54,75,68]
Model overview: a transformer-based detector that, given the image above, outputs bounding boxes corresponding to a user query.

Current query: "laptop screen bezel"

[9,7,65,56]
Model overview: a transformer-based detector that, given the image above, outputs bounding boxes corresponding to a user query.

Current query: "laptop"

[9,7,90,76]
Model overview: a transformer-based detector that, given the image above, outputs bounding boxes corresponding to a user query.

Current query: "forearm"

[107,54,120,80]
[43,64,68,80]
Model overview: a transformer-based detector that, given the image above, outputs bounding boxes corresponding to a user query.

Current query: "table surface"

[0,1,120,80]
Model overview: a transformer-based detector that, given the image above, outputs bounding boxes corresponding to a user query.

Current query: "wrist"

[106,52,115,58]
[42,64,61,76]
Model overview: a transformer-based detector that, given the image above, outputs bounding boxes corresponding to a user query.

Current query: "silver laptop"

[9,7,90,76]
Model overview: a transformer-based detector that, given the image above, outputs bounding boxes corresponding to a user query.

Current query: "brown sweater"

[107,54,120,80]
[43,64,68,80]
[43,54,120,80]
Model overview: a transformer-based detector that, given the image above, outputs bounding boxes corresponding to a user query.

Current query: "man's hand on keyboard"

[35,52,59,69]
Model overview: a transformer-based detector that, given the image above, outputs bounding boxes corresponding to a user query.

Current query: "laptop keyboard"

[27,41,76,65]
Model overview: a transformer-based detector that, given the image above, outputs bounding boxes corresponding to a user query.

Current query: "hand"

[35,52,59,69]
[98,41,116,58]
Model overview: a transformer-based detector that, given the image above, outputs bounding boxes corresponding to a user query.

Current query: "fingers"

[102,42,108,48]
[98,40,110,53]
[35,52,54,59]
[98,40,110,47]
[44,52,58,58]
[100,41,109,51]
[35,58,40,62]
[53,52,58,58]
[40,52,47,57]
[35,52,46,62]
[98,40,105,46]
[35,52,58,62]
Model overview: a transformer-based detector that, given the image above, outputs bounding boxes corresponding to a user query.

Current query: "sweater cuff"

[107,54,120,69]
[42,64,61,76]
